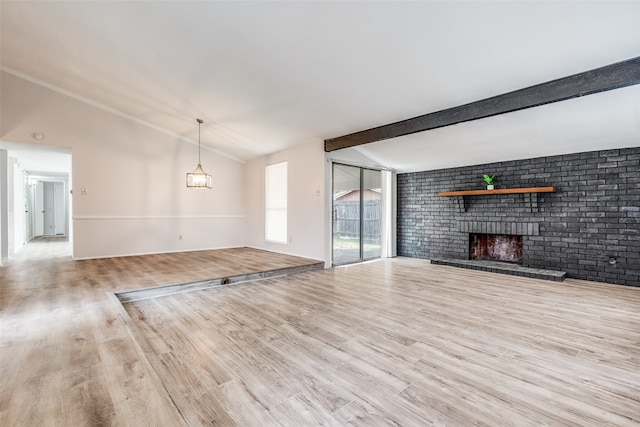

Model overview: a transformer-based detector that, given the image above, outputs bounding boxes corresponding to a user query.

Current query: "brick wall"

[397,147,640,287]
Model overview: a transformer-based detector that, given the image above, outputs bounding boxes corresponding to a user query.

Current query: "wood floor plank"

[123,258,640,426]
[1,238,322,426]
[269,392,343,427]
[3,237,640,426]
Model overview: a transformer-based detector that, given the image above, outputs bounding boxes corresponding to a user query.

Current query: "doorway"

[1,143,71,261]
[31,180,67,237]
[332,163,382,266]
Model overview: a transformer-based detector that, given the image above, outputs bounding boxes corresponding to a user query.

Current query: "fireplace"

[470,233,523,264]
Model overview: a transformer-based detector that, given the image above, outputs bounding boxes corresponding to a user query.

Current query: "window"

[265,162,287,243]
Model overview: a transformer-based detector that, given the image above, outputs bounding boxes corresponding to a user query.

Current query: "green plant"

[483,174,495,185]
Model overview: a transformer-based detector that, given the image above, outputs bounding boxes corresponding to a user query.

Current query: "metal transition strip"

[109,260,322,425]
[115,261,325,303]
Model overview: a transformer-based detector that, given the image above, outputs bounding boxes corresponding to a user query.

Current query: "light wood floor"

[0,237,321,426]
[2,238,640,426]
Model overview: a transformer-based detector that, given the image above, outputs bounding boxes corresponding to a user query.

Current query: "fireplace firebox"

[470,233,523,264]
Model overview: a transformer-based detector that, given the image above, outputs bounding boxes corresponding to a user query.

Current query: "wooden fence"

[332,200,381,241]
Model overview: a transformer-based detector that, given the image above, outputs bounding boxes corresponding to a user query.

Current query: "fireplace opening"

[470,233,523,264]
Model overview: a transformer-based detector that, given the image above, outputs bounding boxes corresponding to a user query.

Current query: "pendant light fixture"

[186,118,212,189]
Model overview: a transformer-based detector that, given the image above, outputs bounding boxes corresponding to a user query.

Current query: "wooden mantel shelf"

[438,186,556,197]
[438,186,556,213]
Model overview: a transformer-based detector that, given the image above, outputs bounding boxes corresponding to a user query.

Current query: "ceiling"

[1,1,639,173]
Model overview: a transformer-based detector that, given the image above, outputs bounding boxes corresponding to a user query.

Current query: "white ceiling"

[1,1,639,173]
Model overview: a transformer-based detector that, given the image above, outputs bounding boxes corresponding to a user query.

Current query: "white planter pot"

[487,184,494,190]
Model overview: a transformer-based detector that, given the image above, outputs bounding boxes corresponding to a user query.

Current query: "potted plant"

[483,174,496,190]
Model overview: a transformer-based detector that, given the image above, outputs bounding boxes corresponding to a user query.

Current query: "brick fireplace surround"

[397,147,640,287]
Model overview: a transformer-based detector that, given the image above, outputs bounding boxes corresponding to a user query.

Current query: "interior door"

[24,179,31,242]
[34,181,44,236]
[43,182,55,235]
[53,182,65,235]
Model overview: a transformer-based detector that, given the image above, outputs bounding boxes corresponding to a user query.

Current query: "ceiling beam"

[324,56,640,152]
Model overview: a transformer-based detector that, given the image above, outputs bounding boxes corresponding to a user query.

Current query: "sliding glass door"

[362,168,382,260]
[332,164,382,266]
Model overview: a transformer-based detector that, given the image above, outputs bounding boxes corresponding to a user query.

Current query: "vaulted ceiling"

[2,1,639,172]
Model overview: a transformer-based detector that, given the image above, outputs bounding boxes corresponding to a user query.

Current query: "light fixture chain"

[198,119,202,164]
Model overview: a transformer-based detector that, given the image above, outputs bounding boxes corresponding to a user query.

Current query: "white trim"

[381,169,396,258]
[73,215,245,220]
[1,67,245,164]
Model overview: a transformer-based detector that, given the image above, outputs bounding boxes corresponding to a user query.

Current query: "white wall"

[0,150,8,261]
[245,140,325,262]
[0,151,26,259]
[1,71,246,259]
[10,157,26,254]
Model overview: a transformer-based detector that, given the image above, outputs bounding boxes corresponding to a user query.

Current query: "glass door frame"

[331,162,383,267]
